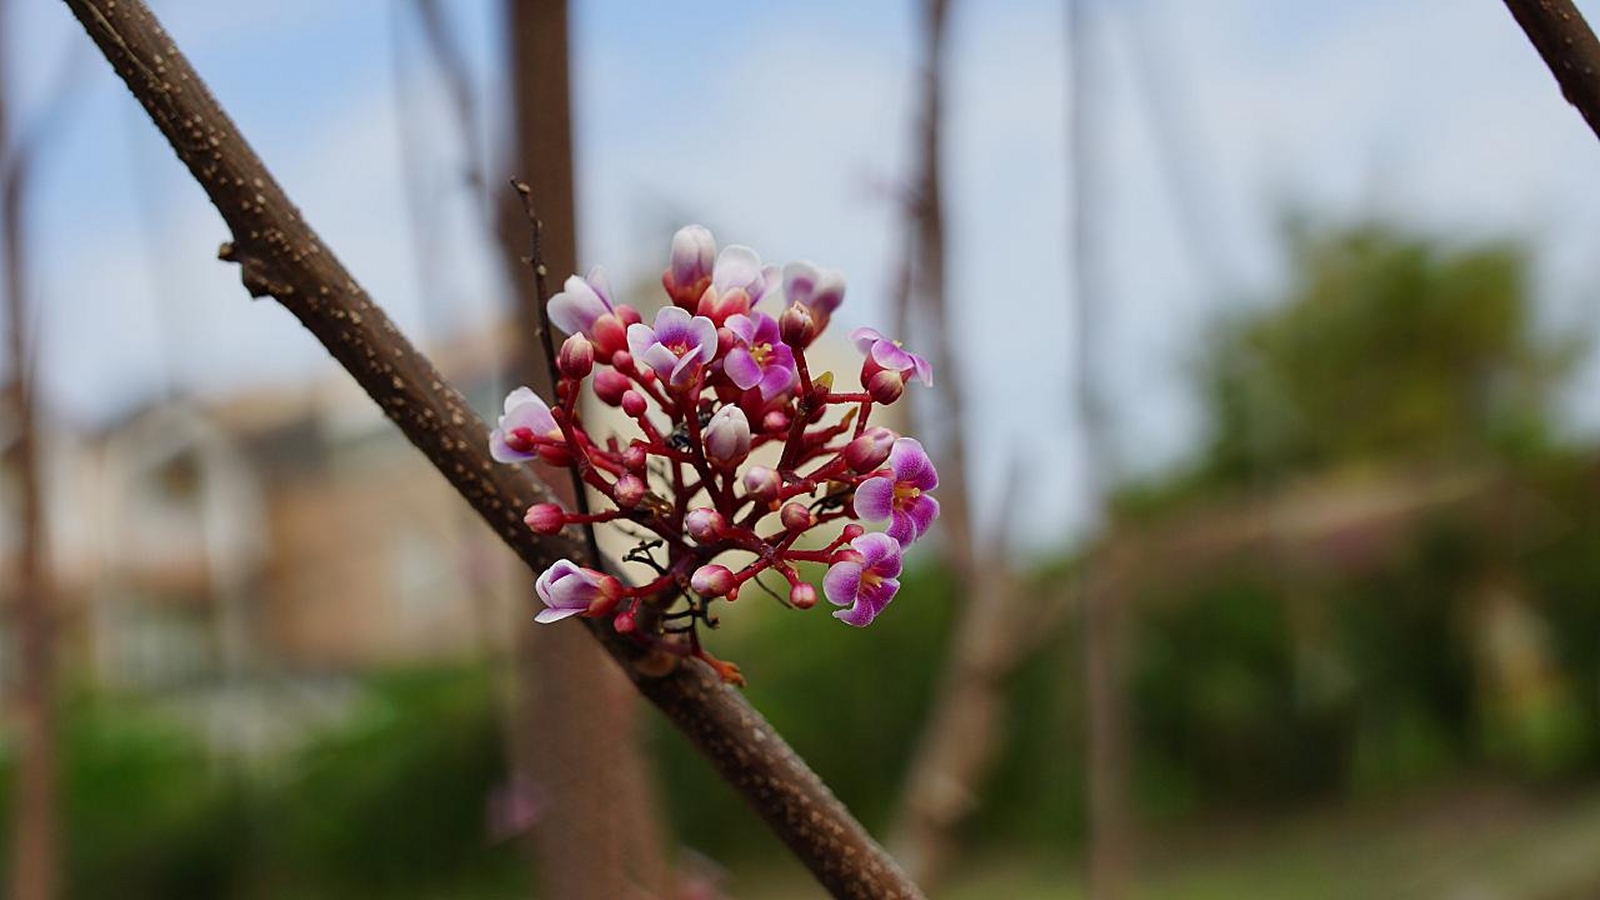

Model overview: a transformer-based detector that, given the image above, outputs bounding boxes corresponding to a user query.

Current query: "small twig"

[513,179,603,568]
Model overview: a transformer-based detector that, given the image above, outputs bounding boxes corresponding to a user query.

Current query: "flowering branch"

[60,0,924,895]
[502,229,938,681]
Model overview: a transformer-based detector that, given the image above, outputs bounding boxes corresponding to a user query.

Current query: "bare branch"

[1503,0,1600,142]
[59,1,921,895]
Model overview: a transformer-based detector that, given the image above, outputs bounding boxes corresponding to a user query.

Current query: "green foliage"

[1201,221,1578,482]
[648,563,961,859]
[0,668,524,900]
[258,667,524,896]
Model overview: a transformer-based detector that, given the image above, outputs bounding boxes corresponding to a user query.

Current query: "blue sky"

[7,0,1600,548]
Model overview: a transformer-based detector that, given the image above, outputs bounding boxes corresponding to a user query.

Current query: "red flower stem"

[563,508,629,525]
[853,400,873,438]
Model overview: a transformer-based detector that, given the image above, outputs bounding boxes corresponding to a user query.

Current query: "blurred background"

[4,0,1600,897]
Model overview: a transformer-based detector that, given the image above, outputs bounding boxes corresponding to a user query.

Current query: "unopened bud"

[591,314,629,357]
[621,390,648,418]
[842,523,864,541]
[703,406,752,464]
[780,501,814,532]
[557,334,594,379]
[743,466,781,504]
[613,473,646,508]
[594,369,630,406]
[685,507,726,543]
[866,369,904,405]
[523,503,565,535]
[779,303,817,347]
[691,564,736,598]
[789,583,818,609]
[613,609,637,634]
[844,426,897,472]
[623,443,648,472]
[762,409,790,433]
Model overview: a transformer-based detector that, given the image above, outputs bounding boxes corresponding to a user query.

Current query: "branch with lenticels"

[59,1,922,896]
[1502,0,1600,142]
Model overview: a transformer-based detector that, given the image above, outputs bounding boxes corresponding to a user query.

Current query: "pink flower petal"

[823,561,864,608]
[725,313,757,346]
[626,322,656,360]
[853,476,894,521]
[871,340,914,371]
[905,495,940,541]
[723,348,762,390]
[757,362,797,400]
[887,511,917,545]
[783,261,819,306]
[889,438,938,491]
[489,429,536,463]
[853,532,901,568]
[503,396,557,437]
[850,327,888,353]
[713,245,763,294]
[548,275,611,336]
[534,607,583,624]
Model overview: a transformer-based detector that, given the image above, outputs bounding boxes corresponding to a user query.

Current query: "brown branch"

[1503,0,1600,142]
[60,1,921,895]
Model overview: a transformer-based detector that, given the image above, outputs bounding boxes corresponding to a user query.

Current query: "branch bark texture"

[1503,0,1600,142]
[60,1,921,895]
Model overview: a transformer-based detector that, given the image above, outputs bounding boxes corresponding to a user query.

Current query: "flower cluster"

[491,226,938,682]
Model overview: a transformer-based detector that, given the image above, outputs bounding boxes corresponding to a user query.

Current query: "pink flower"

[712,245,777,306]
[490,387,564,463]
[692,244,778,325]
[626,306,718,386]
[548,269,614,338]
[851,327,933,391]
[670,225,716,290]
[664,225,717,309]
[823,532,904,627]
[782,261,847,319]
[853,437,940,545]
[534,560,622,623]
[722,312,798,400]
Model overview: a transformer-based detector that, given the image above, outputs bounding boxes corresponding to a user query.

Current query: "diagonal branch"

[59,1,921,896]
[1503,0,1600,141]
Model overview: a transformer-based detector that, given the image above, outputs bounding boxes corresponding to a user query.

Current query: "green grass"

[733,782,1600,899]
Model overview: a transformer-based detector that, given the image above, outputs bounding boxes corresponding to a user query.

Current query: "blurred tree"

[495,2,668,898]
[1,2,61,894]
[1200,221,1576,484]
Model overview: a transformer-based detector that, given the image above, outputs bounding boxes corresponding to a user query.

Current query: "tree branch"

[59,1,921,895]
[1503,0,1600,142]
